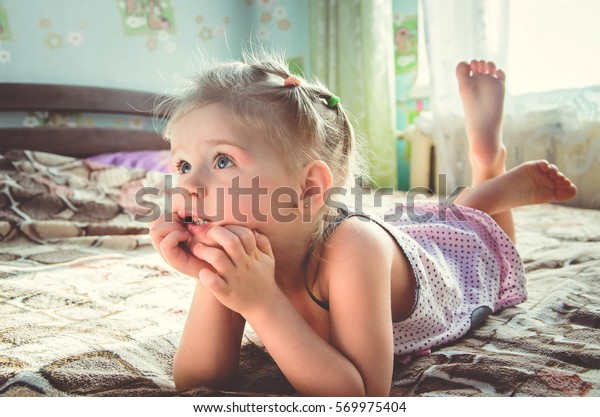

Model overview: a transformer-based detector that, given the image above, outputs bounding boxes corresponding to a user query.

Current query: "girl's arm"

[173,281,246,390]
[245,291,385,396]
[148,215,245,390]
[198,222,396,396]
[245,219,395,396]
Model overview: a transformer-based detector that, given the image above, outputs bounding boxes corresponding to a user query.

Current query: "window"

[507,0,600,95]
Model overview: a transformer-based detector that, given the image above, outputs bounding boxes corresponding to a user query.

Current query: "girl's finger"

[159,230,190,263]
[148,217,187,247]
[254,230,274,258]
[223,224,257,255]
[192,243,235,277]
[198,268,228,294]
[206,226,246,266]
[160,230,189,248]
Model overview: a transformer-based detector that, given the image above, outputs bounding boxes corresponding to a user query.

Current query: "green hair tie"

[326,94,340,108]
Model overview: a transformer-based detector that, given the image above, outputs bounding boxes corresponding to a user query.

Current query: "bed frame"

[0,83,170,157]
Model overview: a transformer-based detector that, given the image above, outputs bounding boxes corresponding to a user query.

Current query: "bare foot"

[456,60,506,178]
[514,160,578,205]
[458,160,577,215]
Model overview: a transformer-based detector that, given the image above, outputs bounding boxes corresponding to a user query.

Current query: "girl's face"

[168,103,301,246]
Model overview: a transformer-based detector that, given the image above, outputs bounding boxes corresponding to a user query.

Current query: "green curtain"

[308,0,397,188]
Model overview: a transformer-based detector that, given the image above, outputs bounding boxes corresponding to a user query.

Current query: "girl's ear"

[299,160,333,213]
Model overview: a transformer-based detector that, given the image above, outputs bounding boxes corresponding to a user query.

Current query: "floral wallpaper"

[39,18,87,50]
[119,0,176,35]
[0,0,308,92]
[0,5,11,63]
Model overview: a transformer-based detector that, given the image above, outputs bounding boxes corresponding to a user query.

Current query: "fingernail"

[253,230,260,238]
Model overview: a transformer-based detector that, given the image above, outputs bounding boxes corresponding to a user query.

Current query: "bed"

[1,83,599,397]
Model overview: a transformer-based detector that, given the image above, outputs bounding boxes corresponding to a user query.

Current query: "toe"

[548,168,560,180]
[537,160,552,172]
[558,183,578,201]
[570,183,578,195]
[470,59,479,73]
[456,62,471,79]
[496,69,506,81]
[486,61,497,75]
[478,60,486,73]
[559,175,575,188]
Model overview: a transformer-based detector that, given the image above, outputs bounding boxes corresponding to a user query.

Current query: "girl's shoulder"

[317,215,397,302]
[323,215,394,257]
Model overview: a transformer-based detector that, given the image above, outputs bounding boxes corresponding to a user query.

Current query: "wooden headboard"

[0,83,170,157]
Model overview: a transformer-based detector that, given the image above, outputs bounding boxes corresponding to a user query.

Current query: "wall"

[0,0,309,93]
[0,0,426,190]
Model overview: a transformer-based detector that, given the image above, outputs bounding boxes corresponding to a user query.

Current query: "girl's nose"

[168,181,206,216]
[176,172,207,198]
[165,175,207,211]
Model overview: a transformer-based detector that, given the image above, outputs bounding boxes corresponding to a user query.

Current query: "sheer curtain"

[308,0,397,187]
[422,0,509,191]
[422,0,600,208]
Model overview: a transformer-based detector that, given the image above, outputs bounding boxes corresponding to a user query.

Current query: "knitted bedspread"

[1,150,599,397]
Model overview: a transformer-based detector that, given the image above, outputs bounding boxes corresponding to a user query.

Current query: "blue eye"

[215,154,233,169]
[178,160,191,174]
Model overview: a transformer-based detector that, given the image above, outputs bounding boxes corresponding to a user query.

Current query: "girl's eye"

[215,154,234,169]
[176,160,192,174]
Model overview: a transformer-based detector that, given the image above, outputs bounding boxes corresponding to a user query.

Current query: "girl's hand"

[148,213,214,278]
[191,225,278,317]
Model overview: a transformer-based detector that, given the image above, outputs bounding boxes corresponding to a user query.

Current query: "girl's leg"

[453,60,516,240]
[452,60,576,242]
[457,160,577,216]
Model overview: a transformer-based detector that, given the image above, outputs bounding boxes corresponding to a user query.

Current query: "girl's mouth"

[181,215,213,236]
[184,216,210,226]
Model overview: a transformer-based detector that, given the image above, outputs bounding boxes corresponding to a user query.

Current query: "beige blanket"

[1,150,599,396]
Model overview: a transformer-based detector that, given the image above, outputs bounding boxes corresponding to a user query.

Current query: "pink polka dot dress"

[355,202,526,357]
[306,203,527,362]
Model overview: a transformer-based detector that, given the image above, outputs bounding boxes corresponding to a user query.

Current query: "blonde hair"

[158,50,368,231]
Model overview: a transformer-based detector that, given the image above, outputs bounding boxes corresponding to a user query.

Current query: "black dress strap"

[303,209,359,311]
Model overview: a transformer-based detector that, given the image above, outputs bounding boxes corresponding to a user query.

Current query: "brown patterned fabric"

[1,150,599,396]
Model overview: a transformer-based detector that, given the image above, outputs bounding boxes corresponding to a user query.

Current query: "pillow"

[87,150,170,173]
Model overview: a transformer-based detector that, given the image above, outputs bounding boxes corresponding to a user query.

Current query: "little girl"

[149,54,577,396]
